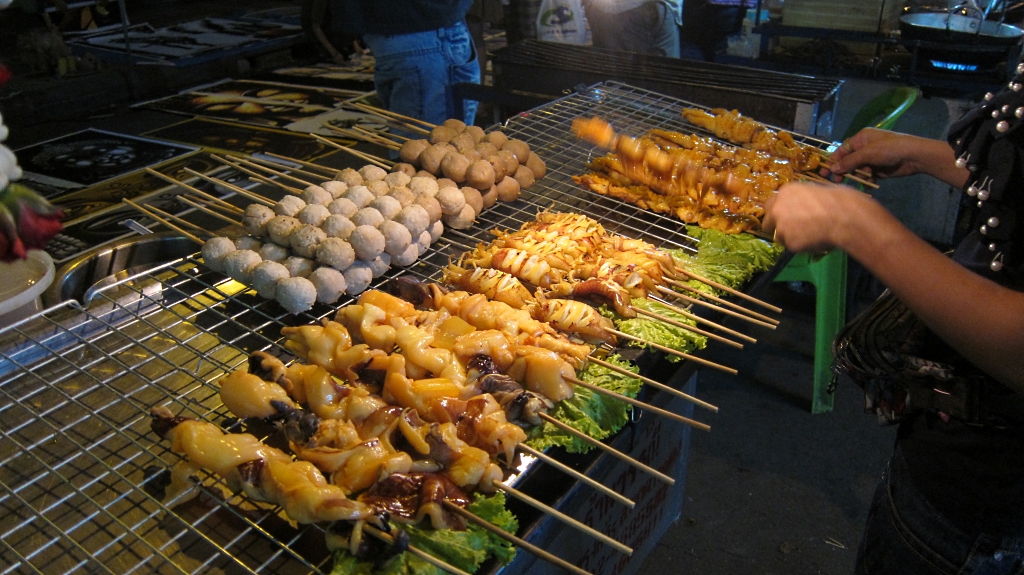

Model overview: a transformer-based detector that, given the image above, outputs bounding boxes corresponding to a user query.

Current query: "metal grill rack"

[0,81,815,574]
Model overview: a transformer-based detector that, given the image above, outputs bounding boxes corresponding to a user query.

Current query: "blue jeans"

[856,447,1024,575]
[362,22,480,128]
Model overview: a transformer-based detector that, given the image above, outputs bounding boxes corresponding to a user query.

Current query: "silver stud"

[991,253,1004,272]
[979,201,985,208]
[957,138,963,145]
[1013,83,1022,92]
[978,189,991,200]
[1017,62,1024,74]
[989,243,998,251]
[1016,107,1023,118]
[985,92,995,100]
[988,216,1000,228]
[956,154,969,168]
[981,225,988,235]
[993,109,1002,118]
[1002,105,1010,113]
[998,120,1010,132]
[967,184,978,196]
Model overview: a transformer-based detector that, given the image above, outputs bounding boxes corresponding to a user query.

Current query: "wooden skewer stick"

[643,295,762,339]
[495,481,632,555]
[188,91,334,112]
[123,199,205,245]
[230,156,317,187]
[566,375,712,432]
[840,172,880,190]
[144,168,244,214]
[368,125,411,142]
[211,155,304,195]
[586,356,718,413]
[246,155,332,182]
[442,501,593,575]
[310,133,395,169]
[674,267,782,313]
[350,102,436,131]
[632,306,748,348]
[181,168,275,207]
[263,152,339,176]
[362,524,472,575]
[605,328,738,376]
[537,413,675,486]
[183,193,244,217]
[517,444,634,508]
[658,283,779,326]
[353,124,408,146]
[327,124,402,150]
[177,196,242,227]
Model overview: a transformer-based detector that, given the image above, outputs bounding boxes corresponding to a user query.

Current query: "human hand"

[762,181,876,253]
[823,128,923,182]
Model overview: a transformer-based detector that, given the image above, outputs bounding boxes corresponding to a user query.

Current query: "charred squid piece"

[326,515,408,569]
[385,275,437,306]
[271,399,321,445]
[478,373,555,426]
[248,351,289,387]
[466,354,502,384]
[548,278,635,318]
[218,367,297,420]
[359,473,472,531]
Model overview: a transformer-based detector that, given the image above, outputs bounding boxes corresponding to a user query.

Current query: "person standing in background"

[332,0,481,126]
[683,0,758,61]
[581,0,682,57]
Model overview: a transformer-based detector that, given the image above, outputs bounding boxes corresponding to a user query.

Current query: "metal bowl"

[900,13,1024,69]
[45,233,200,307]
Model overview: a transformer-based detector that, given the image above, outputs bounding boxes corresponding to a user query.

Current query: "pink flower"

[0,183,63,261]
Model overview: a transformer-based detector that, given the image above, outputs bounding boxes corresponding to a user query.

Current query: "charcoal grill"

[493,40,845,137]
[0,81,825,575]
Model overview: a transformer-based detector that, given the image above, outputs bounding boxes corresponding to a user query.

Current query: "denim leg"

[856,449,1024,575]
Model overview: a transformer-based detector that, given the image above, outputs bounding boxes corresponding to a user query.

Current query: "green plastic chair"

[774,86,919,414]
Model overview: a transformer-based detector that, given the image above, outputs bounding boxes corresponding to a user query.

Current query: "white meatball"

[388,186,415,208]
[234,236,261,251]
[415,195,443,223]
[243,204,274,237]
[417,230,432,255]
[274,195,306,217]
[252,260,289,299]
[437,186,466,216]
[328,197,359,218]
[309,267,347,304]
[201,237,236,273]
[267,216,302,247]
[290,224,327,259]
[381,220,412,256]
[297,204,331,226]
[409,177,439,198]
[316,237,356,271]
[384,171,411,188]
[343,262,374,295]
[322,215,356,240]
[321,180,348,199]
[370,196,403,220]
[336,168,363,187]
[428,220,444,243]
[442,204,476,230]
[358,164,388,183]
[222,249,262,284]
[276,277,317,314]
[283,256,315,278]
[394,205,430,238]
[301,185,333,206]
[352,207,385,228]
[350,225,386,261]
[367,180,390,197]
[391,243,420,267]
[342,185,374,208]
[259,243,290,263]
[366,253,391,278]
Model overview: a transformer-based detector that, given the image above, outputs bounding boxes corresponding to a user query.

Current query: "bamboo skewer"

[181,168,275,207]
[442,502,593,575]
[123,199,205,245]
[144,168,245,215]
[367,126,411,142]
[350,102,436,131]
[674,267,782,313]
[517,444,634,508]
[188,91,335,112]
[586,356,718,413]
[566,375,712,432]
[327,124,402,150]
[230,156,317,187]
[605,328,738,376]
[537,413,675,486]
[495,480,632,555]
[633,305,750,347]
[840,172,880,189]
[177,196,242,227]
[310,133,394,169]
[263,152,339,176]
[361,524,472,575]
[658,283,779,326]
[353,124,408,146]
[642,296,761,340]
[211,155,304,195]
[246,156,332,183]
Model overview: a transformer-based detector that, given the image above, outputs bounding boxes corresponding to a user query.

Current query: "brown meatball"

[464,125,486,144]
[442,118,467,132]
[497,149,520,177]
[485,130,508,149]
[481,185,498,209]
[486,155,507,181]
[392,162,417,177]
[464,160,496,191]
[440,151,471,183]
[496,176,521,202]
[436,177,458,189]
[462,148,482,164]
[429,125,458,144]
[512,165,535,190]
[399,139,429,165]
[420,143,450,175]
[475,142,499,158]
[415,170,437,180]
[415,195,443,223]
[450,132,476,154]
[525,151,547,179]
[461,186,484,216]
[502,139,531,163]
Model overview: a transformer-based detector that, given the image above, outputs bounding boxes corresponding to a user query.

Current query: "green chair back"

[842,86,919,140]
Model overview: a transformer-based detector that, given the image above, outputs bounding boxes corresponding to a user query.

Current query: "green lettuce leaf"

[525,354,642,453]
[611,297,707,361]
[669,226,783,295]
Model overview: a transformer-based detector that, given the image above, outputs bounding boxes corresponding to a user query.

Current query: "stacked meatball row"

[200,164,453,314]
[395,120,546,204]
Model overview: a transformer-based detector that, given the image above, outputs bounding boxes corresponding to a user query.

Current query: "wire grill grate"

[0,81,814,574]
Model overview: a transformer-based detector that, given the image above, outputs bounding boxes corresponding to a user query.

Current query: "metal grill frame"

[0,81,817,574]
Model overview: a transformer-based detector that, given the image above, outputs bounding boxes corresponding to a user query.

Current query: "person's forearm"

[838,202,1024,392]
[906,136,969,188]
